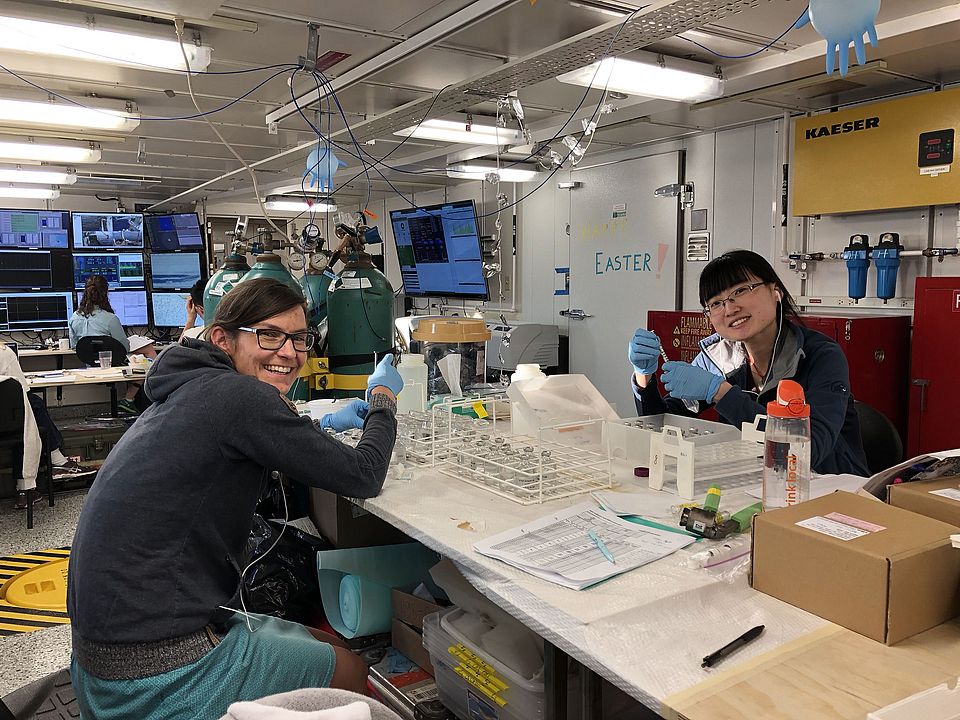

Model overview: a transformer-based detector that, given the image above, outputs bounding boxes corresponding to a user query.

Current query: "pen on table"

[701,625,764,669]
[587,529,616,565]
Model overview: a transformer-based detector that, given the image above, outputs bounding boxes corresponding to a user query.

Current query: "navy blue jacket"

[634,323,869,476]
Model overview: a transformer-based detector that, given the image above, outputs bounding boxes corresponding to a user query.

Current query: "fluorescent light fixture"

[0,97,139,132]
[264,196,338,213]
[0,139,101,164]
[0,164,76,184]
[0,185,60,199]
[395,116,523,146]
[0,15,212,73]
[447,162,540,182]
[557,56,724,102]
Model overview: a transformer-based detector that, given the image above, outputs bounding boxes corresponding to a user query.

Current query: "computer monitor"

[0,250,73,289]
[72,212,144,249]
[0,209,70,249]
[0,291,75,332]
[150,252,202,290]
[108,290,149,326]
[389,200,489,300]
[150,291,204,328]
[73,252,145,290]
[145,213,204,252]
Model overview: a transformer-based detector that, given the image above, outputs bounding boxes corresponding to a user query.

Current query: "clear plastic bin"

[604,413,740,467]
[423,609,544,720]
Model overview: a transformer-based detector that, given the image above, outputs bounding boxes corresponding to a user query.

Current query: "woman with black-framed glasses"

[68,278,404,720]
[627,249,869,477]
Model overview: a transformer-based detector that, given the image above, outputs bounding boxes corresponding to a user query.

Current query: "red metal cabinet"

[909,278,960,456]
[648,311,911,439]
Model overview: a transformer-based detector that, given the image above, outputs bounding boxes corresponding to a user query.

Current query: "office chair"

[75,335,129,369]
[854,400,904,475]
[0,379,53,529]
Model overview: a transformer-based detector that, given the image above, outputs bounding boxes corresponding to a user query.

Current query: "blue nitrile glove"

[627,329,662,376]
[661,361,724,403]
[320,400,369,432]
[367,353,403,399]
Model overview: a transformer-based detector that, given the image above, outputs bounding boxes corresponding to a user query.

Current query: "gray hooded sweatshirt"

[68,338,396,646]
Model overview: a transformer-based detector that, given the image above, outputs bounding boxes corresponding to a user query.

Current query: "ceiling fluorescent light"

[447,163,540,182]
[395,116,523,146]
[557,56,724,102]
[0,185,60,199]
[0,165,76,184]
[264,196,338,213]
[0,15,212,73]
[0,97,139,132]
[0,140,101,164]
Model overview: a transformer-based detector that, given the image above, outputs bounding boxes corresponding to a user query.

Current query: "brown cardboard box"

[392,588,445,629]
[752,491,960,645]
[392,617,434,675]
[308,489,411,548]
[888,477,960,527]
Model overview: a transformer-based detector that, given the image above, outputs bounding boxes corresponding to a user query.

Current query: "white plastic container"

[762,379,811,510]
[396,353,428,414]
[868,680,960,720]
[507,364,545,437]
[424,608,544,720]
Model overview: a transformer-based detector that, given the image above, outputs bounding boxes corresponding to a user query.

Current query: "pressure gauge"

[302,223,322,240]
[287,252,306,271]
[309,252,331,272]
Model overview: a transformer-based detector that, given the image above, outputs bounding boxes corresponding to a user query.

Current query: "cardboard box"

[308,489,411,548]
[392,588,445,629]
[392,617,434,675]
[888,477,960,528]
[752,491,960,645]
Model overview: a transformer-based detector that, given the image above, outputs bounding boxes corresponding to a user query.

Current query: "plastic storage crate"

[604,413,740,468]
[423,609,544,720]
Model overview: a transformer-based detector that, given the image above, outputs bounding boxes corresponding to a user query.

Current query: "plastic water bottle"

[396,353,428,414]
[762,379,811,510]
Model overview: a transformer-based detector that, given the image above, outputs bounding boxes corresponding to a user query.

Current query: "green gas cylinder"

[235,253,306,299]
[326,255,394,394]
[203,253,250,322]
[300,269,336,327]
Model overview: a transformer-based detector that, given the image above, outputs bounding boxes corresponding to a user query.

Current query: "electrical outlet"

[503,276,512,292]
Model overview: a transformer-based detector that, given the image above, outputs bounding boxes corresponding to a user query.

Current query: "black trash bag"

[242,515,331,623]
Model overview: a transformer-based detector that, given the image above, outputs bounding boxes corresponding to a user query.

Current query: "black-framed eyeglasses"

[702,282,768,316]
[237,326,315,352]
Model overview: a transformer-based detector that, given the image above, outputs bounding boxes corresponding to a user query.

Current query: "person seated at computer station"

[68,275,129,353]
[627,249,869,476]
[0,343,90,509]
[180,279,206,342]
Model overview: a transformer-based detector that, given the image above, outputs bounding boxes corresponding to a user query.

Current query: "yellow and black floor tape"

[0,548,70,636]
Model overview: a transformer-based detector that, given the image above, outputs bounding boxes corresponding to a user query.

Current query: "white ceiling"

[4,0,960,210]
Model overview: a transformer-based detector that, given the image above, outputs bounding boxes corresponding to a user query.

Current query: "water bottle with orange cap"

[762,379,811,510]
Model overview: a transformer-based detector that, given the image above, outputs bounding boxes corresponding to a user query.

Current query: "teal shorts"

[71,613,337,720]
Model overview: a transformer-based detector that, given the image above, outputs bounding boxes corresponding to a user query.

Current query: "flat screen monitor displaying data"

[73,252,145,290]
[389,200,488,299]
[0,250,73,289]
[72,212,144,249]
[0,209,70,249]
[150,252,202,290]
[0,291,74,332]
[151,291,204,328]
[145,213,204,252]
[108,290,149,326]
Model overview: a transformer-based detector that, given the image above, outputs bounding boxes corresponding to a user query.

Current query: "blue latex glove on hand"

[661,362,724,403]
[628,329,662,376]
[320,400,369,432]
[367,353,403,399]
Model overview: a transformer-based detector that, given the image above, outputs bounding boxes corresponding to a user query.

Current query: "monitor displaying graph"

[74,252,145,289]
[0,209,70,249]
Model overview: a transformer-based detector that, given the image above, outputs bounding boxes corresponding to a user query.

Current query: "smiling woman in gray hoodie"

[67,278,404,720]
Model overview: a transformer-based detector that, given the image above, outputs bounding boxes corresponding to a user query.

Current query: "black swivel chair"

[854,400,904,475]
[75,335,129,369]
[0,379,54,529]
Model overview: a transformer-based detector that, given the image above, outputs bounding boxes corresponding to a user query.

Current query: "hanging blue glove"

[320,400,369,432]
[367,353,403,399]
[661,362,724,403]
[796,0,881,77]
[627,329,662,376]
